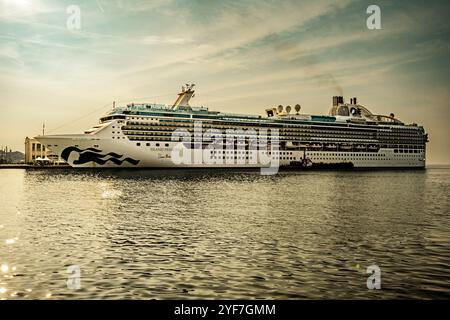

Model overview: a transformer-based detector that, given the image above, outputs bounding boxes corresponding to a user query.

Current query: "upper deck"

[99,85,425,134]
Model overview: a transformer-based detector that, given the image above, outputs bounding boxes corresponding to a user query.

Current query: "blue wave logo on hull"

[61,147,140,166]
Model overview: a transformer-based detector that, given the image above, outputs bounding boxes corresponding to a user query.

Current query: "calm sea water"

[0,167,449,299]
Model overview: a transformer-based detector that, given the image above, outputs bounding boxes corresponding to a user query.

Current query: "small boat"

[309,143,322,149]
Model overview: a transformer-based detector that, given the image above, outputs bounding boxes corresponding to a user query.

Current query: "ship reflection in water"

[0,167,449,299]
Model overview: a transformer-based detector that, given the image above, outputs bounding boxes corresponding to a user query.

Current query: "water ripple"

[0,168,449,299]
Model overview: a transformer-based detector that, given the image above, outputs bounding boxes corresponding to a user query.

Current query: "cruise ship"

[35,84,428,170]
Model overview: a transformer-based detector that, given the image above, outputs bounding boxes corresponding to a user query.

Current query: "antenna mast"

[172,83,196,109]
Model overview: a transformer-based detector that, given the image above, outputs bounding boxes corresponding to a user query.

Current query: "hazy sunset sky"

[0,0,449,163]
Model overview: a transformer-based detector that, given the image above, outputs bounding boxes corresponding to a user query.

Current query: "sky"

[0,0,449,163]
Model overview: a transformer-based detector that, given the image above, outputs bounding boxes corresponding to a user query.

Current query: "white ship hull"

[35,128,426,169]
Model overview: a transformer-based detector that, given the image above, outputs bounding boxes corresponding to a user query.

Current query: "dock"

[0,164,71,169]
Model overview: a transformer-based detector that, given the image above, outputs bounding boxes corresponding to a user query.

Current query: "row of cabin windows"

[316,154,381,157]
[210,156,296,160]
[315,158,385,161]
[212,156,252,160]
[395,154,422,157]
[313,154,420,158]
[129,117,158,121]
[312,152,386,157]
[394,149,421,153]
[313,155,421,160]
[210,150,293,155]
[136,142,170,147]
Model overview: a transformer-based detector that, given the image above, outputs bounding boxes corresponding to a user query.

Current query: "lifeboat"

[285,141,296,149]
[325,144,337,150]
[339,143,352,150]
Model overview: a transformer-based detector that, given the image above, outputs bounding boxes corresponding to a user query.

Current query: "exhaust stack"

[332,96,344,106]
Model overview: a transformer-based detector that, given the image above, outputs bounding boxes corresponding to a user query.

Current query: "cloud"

[117,0,355,76]
[140,35,192,45]
[0,41,20,58]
